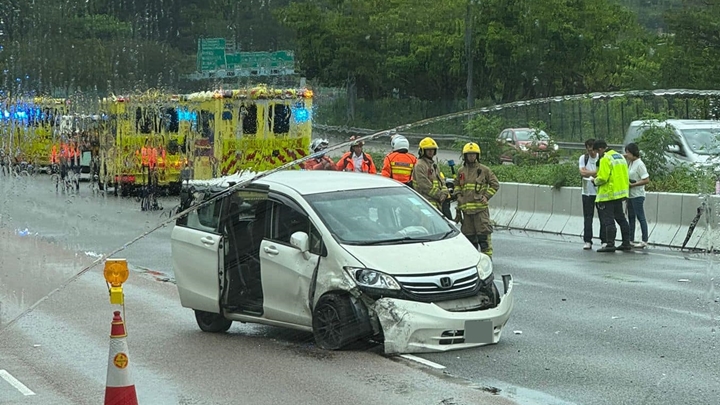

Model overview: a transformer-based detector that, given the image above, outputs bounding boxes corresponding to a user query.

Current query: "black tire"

[312,293,369,350]
[194,310,232,333]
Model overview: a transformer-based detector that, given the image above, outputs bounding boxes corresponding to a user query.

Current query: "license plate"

[464,320,494,344]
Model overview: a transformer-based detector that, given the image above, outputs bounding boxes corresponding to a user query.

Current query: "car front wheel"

[312,294,369,350]
[194,310,232,333]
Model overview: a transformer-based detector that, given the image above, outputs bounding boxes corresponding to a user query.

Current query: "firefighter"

[301,138,336,170]
[453,142,499,257]
[411,137,449,210]
[336,136,377,173]
[381,135,417,187]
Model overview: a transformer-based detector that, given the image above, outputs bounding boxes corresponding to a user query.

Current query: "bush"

[490,163,581,189]
[463,115,506,165]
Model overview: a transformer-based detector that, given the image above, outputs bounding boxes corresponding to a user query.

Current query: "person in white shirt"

[624,143,650,248]
[579,138,606,250]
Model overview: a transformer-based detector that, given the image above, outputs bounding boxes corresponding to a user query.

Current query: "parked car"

[497,128,559,164]
[171,170,514,354]
[624,119,720,170]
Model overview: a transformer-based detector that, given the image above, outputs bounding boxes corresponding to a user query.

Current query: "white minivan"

[624,119,720,169]
[171,170,514,354]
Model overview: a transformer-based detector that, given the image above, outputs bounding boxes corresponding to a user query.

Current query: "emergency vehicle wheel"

[312,293,369,350]
[194,310,232,333]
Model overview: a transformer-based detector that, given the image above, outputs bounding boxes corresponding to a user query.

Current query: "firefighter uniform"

[411,137,449,209]
[454,142,499,257]
[382,136,416,186]
[336,137,377,173]
[303,155,336,170]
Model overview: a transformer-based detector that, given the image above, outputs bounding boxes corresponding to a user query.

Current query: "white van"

[171,171,514,354]
[624,119,720,168]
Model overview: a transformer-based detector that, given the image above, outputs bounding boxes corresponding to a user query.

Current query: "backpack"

[583,153,590,167]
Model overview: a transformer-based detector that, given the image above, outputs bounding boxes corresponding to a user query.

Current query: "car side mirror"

[506,138,513,144]
[290,231,311,260]
[666,144,681,154]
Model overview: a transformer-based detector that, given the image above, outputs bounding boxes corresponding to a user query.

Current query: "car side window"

[270,202,323,255]
[184,199,222,232]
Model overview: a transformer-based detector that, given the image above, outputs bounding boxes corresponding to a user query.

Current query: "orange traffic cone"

[104,311,138,405]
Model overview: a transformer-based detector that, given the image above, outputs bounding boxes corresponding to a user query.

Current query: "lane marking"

[400,354,446,370]
[0,370,36,396]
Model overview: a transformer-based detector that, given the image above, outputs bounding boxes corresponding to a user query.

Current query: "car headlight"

[476,255,493,281]
[519,144,528,151]
[344,267,401,290]
[553,144,559,151]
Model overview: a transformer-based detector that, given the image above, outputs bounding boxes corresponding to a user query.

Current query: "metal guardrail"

[313,124,622,151]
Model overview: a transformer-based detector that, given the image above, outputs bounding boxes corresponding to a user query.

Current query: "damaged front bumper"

[373,274,514,354]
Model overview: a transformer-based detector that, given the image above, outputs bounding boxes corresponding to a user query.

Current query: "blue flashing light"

[178,109,197,122]
[293,107,311,124]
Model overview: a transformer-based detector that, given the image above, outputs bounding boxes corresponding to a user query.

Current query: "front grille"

[439,330,465,345]
[395,268,480,301]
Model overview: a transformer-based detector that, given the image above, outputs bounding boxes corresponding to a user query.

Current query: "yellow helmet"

[419,137,438,150]
[418,137,438,156]
[462,142,481,155]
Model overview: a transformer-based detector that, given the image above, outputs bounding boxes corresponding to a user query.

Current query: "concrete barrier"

[543,187,573,234]
[486,182,717,250]
[491,182,518,227]
[650,192,682,246]
[670,194,704,249]
[640,193,659,242]
[508,184,536,230]
[525,185,554,232]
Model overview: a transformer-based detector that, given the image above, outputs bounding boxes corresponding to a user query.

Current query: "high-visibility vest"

[595,149,630,202]
[381,151,417,184]
[50,145,58,163]
[141,146,150,166]
[149,147,158,168]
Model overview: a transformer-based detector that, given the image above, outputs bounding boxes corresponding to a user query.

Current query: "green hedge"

[367,151,715,194]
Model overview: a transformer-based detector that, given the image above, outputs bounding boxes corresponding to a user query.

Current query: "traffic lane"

[420,230,720,405]
[0,175,175,277]
[0,233,519,405]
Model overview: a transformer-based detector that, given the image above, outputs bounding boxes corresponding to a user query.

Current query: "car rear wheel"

[312,294,369,350]
[194,310,232,333]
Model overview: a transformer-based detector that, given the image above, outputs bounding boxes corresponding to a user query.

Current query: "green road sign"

[198,38,227,72]
[195,37,294,75]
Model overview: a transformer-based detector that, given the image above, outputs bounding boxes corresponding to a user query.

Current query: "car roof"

[629,119,720,129]
[256,170,404,195]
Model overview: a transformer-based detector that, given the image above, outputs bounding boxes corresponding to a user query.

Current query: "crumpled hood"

[340,235,480,276]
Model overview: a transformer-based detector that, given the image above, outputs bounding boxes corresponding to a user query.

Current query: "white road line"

[400,354,446,370]
[0,370,36,396]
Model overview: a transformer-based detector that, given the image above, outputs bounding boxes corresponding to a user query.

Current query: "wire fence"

[313,89,720,143]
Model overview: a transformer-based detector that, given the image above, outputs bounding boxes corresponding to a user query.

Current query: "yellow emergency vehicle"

[99,90,190,195]
[0,96,69,173]
[99,85,313,195]
[183,85,313,180]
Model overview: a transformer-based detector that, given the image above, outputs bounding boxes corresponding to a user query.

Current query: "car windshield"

[515,129,549,141]
[680,128,720,155]
[303,187,457,245]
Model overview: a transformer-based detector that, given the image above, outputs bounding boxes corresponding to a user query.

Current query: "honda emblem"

[439,277,453,289]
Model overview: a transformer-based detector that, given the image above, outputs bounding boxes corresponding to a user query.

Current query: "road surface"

[1,174,718,405]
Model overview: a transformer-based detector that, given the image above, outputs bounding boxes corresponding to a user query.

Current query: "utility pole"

[465,0,475,109]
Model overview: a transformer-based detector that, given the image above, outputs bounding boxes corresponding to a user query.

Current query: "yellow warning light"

[104,259,129,287]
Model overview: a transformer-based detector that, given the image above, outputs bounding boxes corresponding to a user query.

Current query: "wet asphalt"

[0,173,719,405]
